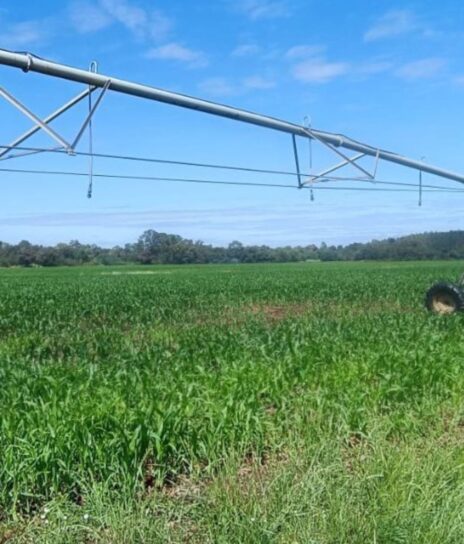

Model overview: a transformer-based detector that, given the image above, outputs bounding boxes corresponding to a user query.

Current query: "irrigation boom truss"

[0,47,464,193]
[2,49,464,313]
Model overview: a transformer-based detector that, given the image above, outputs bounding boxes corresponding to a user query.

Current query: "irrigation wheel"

[425,282,464,314]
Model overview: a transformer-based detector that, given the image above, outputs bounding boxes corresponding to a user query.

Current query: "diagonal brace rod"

[303,152,366,185]
[71,79,111,149]
[291,135,302,187]
[0,86,74,153]
[1,146,61,162]
[0,87,96,159]
[304,128,374,180]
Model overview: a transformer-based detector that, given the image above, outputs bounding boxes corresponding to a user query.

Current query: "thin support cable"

[0,155,461,192]
[1,144,463,190]
[0,166,463,193]
[0,144,312,178]
[0,144,462,192]
[315,177,455,191]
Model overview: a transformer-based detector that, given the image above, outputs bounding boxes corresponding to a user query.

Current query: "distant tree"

[17,241,36,267]
[2,229,464,268]
[228,241,244,263]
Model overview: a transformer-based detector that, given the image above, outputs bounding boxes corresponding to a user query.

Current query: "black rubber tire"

[425,282,464,314]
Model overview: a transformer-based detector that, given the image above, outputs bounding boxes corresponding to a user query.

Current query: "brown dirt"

[232,449,292,497]
[193,299,416,329]
[161,474,206,501]
[341,432,370,474]
[0,530,16,544]
[248,303,310,322]
[437,410,464,447]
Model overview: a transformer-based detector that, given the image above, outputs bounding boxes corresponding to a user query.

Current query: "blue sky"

[1,0,464,247]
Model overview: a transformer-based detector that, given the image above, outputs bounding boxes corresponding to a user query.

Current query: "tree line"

[1,229,464,267]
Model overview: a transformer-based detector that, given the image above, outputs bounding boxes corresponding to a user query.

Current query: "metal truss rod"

[304,129,374,180]
[71,79,110,148]
[0,48,464,183]
[304,152,366,185]
[0,146,60,161]
[291,135,302,187]
[0,85,73,153]
[0,87,95,159]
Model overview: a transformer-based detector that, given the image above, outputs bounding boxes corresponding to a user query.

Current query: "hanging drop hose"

[304,116,315,202]
[87,61,98,199]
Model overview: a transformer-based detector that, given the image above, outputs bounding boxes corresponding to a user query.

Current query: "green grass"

[1,261,464,542]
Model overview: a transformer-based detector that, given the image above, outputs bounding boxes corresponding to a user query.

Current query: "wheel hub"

[431,293,457,314]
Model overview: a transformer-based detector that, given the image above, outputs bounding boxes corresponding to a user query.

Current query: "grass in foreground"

[1,261,464,542]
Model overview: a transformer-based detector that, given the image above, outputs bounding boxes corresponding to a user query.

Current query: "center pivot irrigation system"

[0,47,463,313]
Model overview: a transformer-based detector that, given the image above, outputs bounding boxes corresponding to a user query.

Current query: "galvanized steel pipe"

[1,48,463,184]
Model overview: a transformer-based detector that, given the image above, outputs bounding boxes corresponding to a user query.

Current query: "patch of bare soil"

[0,529,17,544]
[341,432,371,474]
[161,474,207,501]
[142,457,209,503]
[247,303,310,322]
[437,410,464,448]
[194,299,416,329]
[231,449,292,498]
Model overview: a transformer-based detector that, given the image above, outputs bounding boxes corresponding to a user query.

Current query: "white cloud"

[99,0,147,35]
[146,43,208,68]
[231,44,261,57]
[198,73,276,96]
[285,44,396,84]
[285,45,325,60]
[364,9,421,42]
[68,2,113,33]
[146,10,172,42]
[234,0,289,20]
[198,77,237,97]
[0,20,47,48]
[243,75,275,89]
[69,0,208,69]
[356,60,394,76]
[68,0,171,42]
[285,44,349,84]
[292,58,350,84]
[395,58,446,79]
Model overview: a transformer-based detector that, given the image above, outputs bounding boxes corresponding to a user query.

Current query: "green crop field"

[2,261,464,543]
